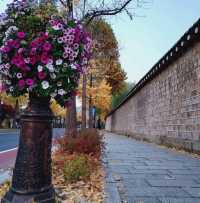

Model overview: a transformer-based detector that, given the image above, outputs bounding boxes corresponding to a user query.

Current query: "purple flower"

[41,54,49,64]
[26,78,34,86]
[17,32,25,39]
[0,46,10,53]
[43,42,52,51]
[18,79,25,89]
[38,71,46,80]
[63,52,68,58]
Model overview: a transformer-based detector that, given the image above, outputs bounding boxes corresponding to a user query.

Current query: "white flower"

[56,59,63,65]
[58,89,66,95]
[5,63,10,69]
[41,81,49,89]
[52,25,60,30]
[37,65,43,72]
[63,63,68,68]
[57,81,62,87]
[16,73,22,79]
[8,26,18,31]
[46,64,54,72]
[48,59,53,64]
[50,92,57,98]
[1,69,8,75]
[24,58,30,63]
[9,86,14,92]
[6,80,11,85]
[71,64,76,69]
[50,73,56,79]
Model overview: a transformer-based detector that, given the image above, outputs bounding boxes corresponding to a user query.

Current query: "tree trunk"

[81,74,87,129]
[65,95,77,136]
[88,74,93,128]
[65,0,77,136]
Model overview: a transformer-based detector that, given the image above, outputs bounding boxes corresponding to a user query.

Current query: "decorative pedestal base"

[1,188,55,203]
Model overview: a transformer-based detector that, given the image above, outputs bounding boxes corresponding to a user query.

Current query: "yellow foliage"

[88,79,112,119]
[50,99,66,118]
[0,92,28,108]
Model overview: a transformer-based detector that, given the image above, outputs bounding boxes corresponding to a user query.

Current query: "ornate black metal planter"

[1,93,55,203]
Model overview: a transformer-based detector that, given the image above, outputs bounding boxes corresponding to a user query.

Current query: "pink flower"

[17,32,25,39]
[11,55,25,67]
[43,42,52,51]
[7,39,15,47]
[18,48,24,54]
[31,40,38,47]
[63,52,68,58]
[18,79,25,89]
[38,71,46,80]
[41,53,49,64]
[0,46,10,53]
[0,84,5,93]
[30,48,37,55]
[30,56,37,65]
[26,78,34,86]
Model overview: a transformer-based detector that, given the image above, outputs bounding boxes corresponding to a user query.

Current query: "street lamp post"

[1,93,55,203]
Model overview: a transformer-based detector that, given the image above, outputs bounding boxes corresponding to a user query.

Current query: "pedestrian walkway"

[103,132,200,203]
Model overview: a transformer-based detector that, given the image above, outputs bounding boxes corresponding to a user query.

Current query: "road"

[0,131,19,152]
[0,128,64,152]
[0,128,65,169]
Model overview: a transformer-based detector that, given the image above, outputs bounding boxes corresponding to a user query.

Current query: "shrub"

[56,128,104,158]
[63,154,91,183]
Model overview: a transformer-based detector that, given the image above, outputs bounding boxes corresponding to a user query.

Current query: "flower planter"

[1,93,55,203]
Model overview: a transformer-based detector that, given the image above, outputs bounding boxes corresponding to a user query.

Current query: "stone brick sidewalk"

[103,132,200,203]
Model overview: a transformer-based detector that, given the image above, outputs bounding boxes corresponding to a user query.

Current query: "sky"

[0,0,200,84]
[107,0,200,83]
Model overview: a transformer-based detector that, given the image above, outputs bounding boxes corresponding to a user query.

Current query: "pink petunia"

[13,41,20,49]
[38,71,46,80]
[18,79,25,89]
[30,48,37,55]
[0,84,5,93]
[26,78,34,86]
[17,32,25,39]
[18,48,24,54]
[41,53,49,64]
[43,42,52,51]
[11,55,25,67]
[30,56,37,65]
[31,40,38,47]
[0,46,10,53]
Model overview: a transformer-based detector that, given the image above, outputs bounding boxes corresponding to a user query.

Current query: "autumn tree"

[58,0,149,132]
[111,81,135,109]
[83,19,126,125]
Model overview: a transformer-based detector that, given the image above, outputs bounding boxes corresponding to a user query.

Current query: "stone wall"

[106,38,200,153]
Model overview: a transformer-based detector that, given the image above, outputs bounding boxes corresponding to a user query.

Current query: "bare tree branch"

[83,0,134,24]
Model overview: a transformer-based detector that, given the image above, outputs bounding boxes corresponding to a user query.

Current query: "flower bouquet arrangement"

[0,0,92,106]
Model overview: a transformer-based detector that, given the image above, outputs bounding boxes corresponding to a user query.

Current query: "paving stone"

[132,169,170,175]
[104,182,121,203]
[123,178,150,187]
[126,187,190,198]
[147,179,200,187]
[127,197,161,203]
[169,169,200,175]
[158,197,200,203]
[103,133,200,202]
[182,187,200,197]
